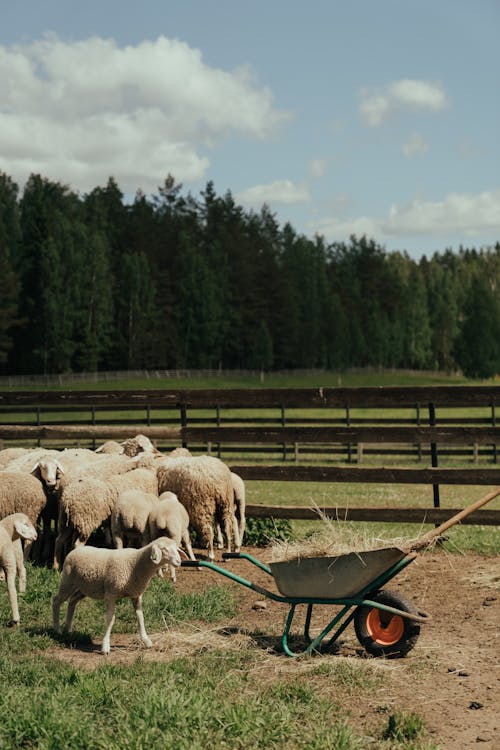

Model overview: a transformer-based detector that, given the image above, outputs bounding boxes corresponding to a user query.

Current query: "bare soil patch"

[48,547,499,749]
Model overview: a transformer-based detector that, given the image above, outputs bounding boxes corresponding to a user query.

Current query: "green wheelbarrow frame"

[181,550,429,657]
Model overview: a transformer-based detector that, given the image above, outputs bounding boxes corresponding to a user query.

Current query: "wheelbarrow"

[181,488,499,658]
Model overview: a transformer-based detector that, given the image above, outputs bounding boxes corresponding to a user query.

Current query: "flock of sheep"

[0,435,246,653]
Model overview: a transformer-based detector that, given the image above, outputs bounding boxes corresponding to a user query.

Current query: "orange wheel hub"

[366,608,404,645]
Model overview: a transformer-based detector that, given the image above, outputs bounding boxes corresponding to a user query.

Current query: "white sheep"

[0,513,37,625]
[54,467,158,569]
[147,491,196,581]
[110,489,159,549]
[95,440,124,455]
[120,434,159,457]
[52,537,186,654]
[156,455,239,561]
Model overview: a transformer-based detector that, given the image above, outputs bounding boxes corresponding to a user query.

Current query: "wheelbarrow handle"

[222,552,242,559]
[181,560,202,567]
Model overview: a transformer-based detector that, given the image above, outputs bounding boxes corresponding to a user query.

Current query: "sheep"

[54,467,158,569]
[52,537,186,654]
[0,513,37,625]
[110,489,159,549]
[147,491,196,581]
[156,455,239,561]
[216,472,246,551]
[120,434,159,457]
[0,471,47,528]
[95,440,124,455]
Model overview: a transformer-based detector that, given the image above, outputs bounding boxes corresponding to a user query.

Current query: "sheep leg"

[53,526,73,570]
[215,522,224,549]
[181,529,196,562]
[13,539,26,593]
[132,595,152,648]
[232,514,241,553]
[65,591,85,632]
[101,598,117,655]
[5,567,20,625]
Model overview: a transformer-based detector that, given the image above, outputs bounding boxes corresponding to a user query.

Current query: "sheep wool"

[52,537,185,654]
[156,455,238,560]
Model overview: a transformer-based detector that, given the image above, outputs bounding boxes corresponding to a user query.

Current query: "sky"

[1,0,499,259]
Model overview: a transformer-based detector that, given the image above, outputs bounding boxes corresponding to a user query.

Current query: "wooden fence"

[1,386,499,526]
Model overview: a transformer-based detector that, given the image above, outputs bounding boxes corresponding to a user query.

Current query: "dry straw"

[269,503,422,563]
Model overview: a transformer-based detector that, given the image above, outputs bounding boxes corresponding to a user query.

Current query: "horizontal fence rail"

[1,386,499,527]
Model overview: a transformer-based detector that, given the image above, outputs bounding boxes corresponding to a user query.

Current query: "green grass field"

[0,563,440,750]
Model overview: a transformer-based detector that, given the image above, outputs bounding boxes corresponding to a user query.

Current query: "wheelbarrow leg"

[282,603,354,657]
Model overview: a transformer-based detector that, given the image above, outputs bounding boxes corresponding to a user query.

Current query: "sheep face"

[150,537,187,568]
[31,458,65,489]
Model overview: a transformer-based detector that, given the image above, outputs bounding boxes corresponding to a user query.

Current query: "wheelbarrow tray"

[269,547,407,599]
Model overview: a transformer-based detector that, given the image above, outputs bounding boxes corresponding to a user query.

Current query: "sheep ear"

[14,520,35,540]
[178,548,188,560]
[150,544,163,565]
[30,462,41,477]
[56,460,65,475]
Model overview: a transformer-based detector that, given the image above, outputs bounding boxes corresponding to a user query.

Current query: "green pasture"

[0,562,441,750]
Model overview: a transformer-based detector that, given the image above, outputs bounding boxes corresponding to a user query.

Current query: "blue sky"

[1,0,499,258]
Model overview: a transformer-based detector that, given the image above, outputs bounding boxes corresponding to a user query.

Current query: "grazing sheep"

[156,455,239,561]
[52,537,186,654]
[147,491,196,580]
[0,513,37,625]
[110,489,159,549]
[54,468,158,569]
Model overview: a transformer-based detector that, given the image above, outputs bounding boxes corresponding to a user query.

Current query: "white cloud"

[360,79,449,126]
[402,132,430,157]
[310,189,500,242]
[385,189,500,235]
[0,34,291,193]
[309,158,327,179]
[237,179,311,206]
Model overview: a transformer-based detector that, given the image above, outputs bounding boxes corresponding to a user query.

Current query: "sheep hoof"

[143,637,153,648]
[100,647,110,655]
[8,619,19,628]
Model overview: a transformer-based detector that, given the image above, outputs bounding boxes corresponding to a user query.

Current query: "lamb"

[0,513,37,625]
[52,537,186,654]
[54,467,158,569]
[110,489,159,549]
[156,455,239,561]
[147,491,196,580]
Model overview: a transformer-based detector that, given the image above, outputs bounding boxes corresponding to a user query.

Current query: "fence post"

[180,403,188,450]
[416,403,422,461]
[345,404,351,463]
[428,402,440,509]
[281,405,286,461]
[216,405,221,458]
[492,403,497,464]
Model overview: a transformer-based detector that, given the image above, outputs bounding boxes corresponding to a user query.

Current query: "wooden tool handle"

[407,487,500,553]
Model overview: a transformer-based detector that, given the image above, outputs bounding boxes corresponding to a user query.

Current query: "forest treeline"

[0,171,499,378]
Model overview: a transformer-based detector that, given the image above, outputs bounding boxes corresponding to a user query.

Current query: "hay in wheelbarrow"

[268,489,500,599]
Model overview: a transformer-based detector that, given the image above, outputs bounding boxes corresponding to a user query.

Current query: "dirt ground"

[49,547,499,749]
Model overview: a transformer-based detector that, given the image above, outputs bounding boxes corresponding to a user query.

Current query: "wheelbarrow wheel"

[354,589,420,658]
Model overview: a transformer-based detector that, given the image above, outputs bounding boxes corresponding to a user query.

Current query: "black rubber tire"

[354,589,420,658]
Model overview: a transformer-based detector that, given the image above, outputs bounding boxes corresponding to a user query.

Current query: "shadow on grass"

[217,625,342,656]
[27,626,95,651]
